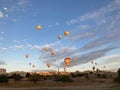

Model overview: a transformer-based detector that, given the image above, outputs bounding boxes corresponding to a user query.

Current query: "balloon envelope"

[64,57,71,66]
[47,63,50,68]
[51,50,55,55]
[58,35,62,39]
[64,31,69,36]
[32,65,35,68]
[25,54,29,59]
[37,25,41,30]
[45,47,49,52]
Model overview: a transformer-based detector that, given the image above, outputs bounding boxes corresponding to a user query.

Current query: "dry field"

[0,77,120,90]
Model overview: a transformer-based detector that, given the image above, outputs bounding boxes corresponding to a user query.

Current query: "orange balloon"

[64,57,71,66]
[45,47,49,52]
[25,54,29,59]
[37,25,41,30]
[64,31,69,36]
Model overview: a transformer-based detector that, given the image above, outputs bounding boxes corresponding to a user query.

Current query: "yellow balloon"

[37,25,41,30]
[64,31,69,36]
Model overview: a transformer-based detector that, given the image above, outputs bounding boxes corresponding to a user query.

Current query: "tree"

[29,73,42,84]
[113,68,120,85]
[117,68,120,76]
[0,74,9,85]
[11,73,23,82]
[25,72,31,78]
[55,75,73,82]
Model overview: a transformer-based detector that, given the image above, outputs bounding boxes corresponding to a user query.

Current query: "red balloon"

[64,57,71,66]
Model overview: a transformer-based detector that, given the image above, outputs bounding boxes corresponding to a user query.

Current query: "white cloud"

[11,45,25,50]
[1,32,4,34]
[48,22,60,28]
[67,0,120,25]
[0,48,8,51]
[102,54,120,64]
[31,45,42,50]
[3,7,7,11]
[13,40,21,43]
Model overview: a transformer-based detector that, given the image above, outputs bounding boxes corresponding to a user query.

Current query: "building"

[0,68,6,74]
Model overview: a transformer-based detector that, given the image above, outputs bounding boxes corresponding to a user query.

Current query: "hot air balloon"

[95,63,97,66]
[91,61,93,64]
[64,31,69,36]
[45,47,49,52]
[37,25,41,30]
[92,66,95,71]
[51,50,55,55]
[58,35,62,39]
[64,57,71,66]
[25,54,29,59]
[47,63,50,68]
[29,63,31,65]
[103,66,106,68]
[32,65,35,68]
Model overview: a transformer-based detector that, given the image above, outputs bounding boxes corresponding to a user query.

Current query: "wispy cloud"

[58,47,119,68]
[0,0,31,23]
[48,22,60,28]
[38,0,120,69]
[0,47,8,52]
[67,0,120,25]
[67,0,120,51]
[11,45,26,50]
[101,54,120,64]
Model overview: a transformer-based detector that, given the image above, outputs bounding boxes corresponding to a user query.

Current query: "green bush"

[71,72,86,78]
[84,74,89,80]
[29,73,42,84]
[11,73,23,82]
[97,73,107,79]
[25,73,31,78]
[0,74,9,84]
[113,68,120,85]
[55,75,73,82]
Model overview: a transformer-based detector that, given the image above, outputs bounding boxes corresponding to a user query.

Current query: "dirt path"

[0,86,114,90]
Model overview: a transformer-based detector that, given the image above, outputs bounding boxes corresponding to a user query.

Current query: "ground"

[0,76,120,90]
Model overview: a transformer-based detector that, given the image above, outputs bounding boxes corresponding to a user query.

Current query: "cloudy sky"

[0,0,120,72]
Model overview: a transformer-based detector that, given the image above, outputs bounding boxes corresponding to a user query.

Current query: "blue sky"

[0,0,120,72]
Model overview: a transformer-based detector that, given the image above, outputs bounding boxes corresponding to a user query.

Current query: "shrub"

[0,74,9,84]
[11,73,23,82]
[29,74,42,84]
[113,68,120,85]
[84,74,89,80]
[113,76,120,85]
[25,73,31,78]
[55,75,73,82]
